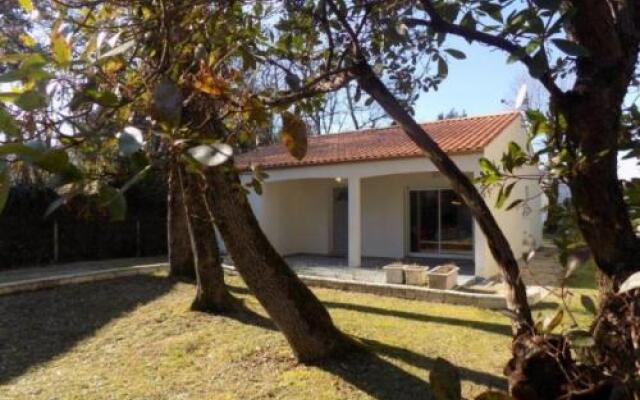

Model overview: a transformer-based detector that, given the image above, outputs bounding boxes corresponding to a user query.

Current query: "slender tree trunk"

[167,158,196,280]
[178,167,237,313]
[203,164,355,362]
[544,181,560,234]
[354,60,533,336]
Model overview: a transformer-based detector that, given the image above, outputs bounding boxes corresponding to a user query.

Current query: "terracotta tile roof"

[236,112,520,170]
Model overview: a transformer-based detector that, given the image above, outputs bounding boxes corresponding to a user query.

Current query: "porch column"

[348,176,362,267]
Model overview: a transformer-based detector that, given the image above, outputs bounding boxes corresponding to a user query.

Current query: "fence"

[0,185,168,270]
[0,217,167,269]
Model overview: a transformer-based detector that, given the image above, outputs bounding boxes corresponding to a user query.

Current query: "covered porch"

[244,155,493,279]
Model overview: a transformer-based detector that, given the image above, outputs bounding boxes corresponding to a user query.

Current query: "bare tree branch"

[263,68,356,107]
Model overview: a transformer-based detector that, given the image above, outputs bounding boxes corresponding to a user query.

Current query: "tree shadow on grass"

[228,284,510,336]
[359,337,508,391]
[0,275,174,385]
[318,349,434,400]
[227,283,505,398]
[315,336,507,399]
[323,300,511,337]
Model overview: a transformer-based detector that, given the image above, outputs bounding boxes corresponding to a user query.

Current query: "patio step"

[221,265,543,310]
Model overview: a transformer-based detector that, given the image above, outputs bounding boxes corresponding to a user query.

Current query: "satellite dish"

[514,84,528,110]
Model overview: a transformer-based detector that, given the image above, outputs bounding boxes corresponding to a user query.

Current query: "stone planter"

[428,264,459,290]
[404,266,429,286]
[382,264,405,284]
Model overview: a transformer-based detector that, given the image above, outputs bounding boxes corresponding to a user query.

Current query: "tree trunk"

[179,168,236,313]
[167,158,196,280]
[543,180,560,234]
[203,164,355,362]
[559,1,640,287]
[354,60,533,337]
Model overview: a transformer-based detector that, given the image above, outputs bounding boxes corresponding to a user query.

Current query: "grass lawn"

[0,264,598,400]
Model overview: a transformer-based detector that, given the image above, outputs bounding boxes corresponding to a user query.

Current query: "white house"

[235,112,543,279]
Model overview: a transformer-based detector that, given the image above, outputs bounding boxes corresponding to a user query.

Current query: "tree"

[0,0,354,362]
[270,0,640,397]
[409,0,640,286]
[178,164,236,312]
[268,0,533,337]
[205,161,354,361]
[167,157,196,280]
[437,108,466,120]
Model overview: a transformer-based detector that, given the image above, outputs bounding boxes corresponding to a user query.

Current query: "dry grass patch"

[0,265,598,399]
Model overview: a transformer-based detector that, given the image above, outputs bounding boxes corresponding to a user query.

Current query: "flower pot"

[382,264,405,284]
[404,265,429,286]
[428,264,459,290]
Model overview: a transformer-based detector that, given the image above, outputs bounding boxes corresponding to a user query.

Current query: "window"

[409,189,473,255]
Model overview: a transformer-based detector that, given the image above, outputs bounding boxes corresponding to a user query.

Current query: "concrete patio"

[1,248,562,309]
[280,254,476,286]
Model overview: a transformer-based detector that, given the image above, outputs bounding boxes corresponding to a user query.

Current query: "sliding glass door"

[409,189,473,256]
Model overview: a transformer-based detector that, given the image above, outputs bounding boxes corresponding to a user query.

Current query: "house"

[235,112,543,279]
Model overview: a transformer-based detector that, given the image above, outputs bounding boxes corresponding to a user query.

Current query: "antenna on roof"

[514,84,528,110]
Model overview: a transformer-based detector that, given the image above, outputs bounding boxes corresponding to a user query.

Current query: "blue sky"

[413,38,528,121]
[409,38,639,180]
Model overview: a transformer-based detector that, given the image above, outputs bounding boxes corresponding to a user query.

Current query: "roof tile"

[236,112,520,170]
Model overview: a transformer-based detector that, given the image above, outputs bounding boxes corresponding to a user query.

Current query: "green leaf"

[430,358,462,400]
[619,271,640,294]
[34,149,70,173]
[152,78,182,127]
[479,157,499,175]
[0,142,42,159]
[85,88,119,107]
[118,127,143,156]
[479,3,503,22]
[18,0,34,12]
[0,163,9,215]
[542,308,564,333]
[51,32,72,67]
[353,86,362,102]
[187,143,233,167]
[0,54,30,64]
[279,111,308,160]
[444,49,466,60]
[496,182,516,209]
[0,65,51,83]
[505,199,523,211]
[100,40,135,59]
[475,391,514,400]
[566,329,595,348]
[437,56,449,78]
[460,12,477,33]
[14,90,47,111]
[97,185,127,221]
[43,196,67,218]
[0,108,20,136]
[495,186,506,209]
[580,295,597,315]
[0,92,19,102]
[528,49,549,79]
[121,165,151,193]
[532,0,561,10]
[285,73,301,90]
[552,39,590,57]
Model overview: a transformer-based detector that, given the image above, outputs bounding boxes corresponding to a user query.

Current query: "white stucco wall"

[481,117,544,277]
[361,172,473,258]
[247,179,334,255]
[241,115,544,279]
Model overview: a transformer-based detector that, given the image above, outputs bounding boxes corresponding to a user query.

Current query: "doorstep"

[221,265,544,310]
